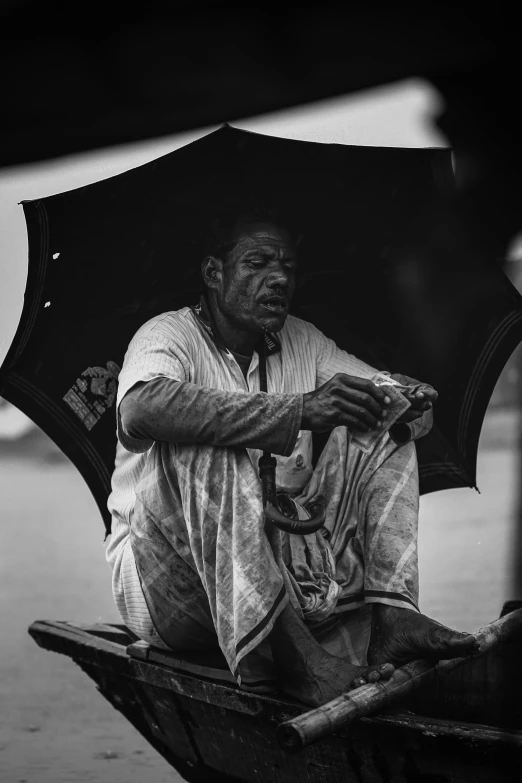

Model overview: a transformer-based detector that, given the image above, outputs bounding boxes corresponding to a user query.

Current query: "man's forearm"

[119,377,303,456]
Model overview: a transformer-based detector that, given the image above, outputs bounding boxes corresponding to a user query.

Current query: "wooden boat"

[29,601,522,783]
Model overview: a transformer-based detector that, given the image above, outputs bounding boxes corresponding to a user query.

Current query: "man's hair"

[203,207,288,261]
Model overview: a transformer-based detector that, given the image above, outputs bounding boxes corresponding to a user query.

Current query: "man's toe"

[377,662,395,679]
[451,633,479,654]
[432,630,479,659]
[348,662,395,691]
[350,676,367,690]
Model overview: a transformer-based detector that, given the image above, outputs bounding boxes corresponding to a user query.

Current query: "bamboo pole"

[277,608,522,753]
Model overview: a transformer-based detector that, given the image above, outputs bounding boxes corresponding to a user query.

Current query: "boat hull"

[29,617,522,782]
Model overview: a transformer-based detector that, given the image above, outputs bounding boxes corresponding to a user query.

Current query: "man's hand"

[301,373,391,433]
[390,373,438,424]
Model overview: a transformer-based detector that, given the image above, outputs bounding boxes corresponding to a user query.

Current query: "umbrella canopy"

[2,124,522,537]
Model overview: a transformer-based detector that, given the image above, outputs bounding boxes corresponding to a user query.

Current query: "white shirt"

[106,307,386,642]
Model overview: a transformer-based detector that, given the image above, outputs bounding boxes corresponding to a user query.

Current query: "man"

[107,215,478,707]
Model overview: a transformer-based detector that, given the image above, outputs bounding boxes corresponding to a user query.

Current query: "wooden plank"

[127,640,238,685]
[72,622,137,645]
[369,711,522,746]
[29,620,129,658]
[126,640,150,661]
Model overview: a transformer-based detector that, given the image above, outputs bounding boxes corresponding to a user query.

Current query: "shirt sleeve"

[312,324,381,385]
[120,377,303,457]
[115,331,187,453]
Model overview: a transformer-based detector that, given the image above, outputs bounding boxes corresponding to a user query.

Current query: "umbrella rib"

[458,309,522,455]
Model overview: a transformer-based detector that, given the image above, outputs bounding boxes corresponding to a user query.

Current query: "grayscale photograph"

[0,4,520,782]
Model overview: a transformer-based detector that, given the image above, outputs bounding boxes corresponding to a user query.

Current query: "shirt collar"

[191,296,281,356]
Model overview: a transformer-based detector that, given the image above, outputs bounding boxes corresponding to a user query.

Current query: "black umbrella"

[2,124,522,537]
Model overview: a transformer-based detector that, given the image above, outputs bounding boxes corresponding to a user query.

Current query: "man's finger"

[407,387,437,405]
[337,387,387,419]
[332,411,370,432]
[343,414,372,432]
[336,375,391,406]
[409,398,433,412]
[336,399,380,429]
[400,410,423,423]
[413,386,438,401]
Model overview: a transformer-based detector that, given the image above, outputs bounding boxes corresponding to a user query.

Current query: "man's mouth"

[260,296,288,315]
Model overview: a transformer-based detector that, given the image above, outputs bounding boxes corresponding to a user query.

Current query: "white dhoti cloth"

[129,425,419,683]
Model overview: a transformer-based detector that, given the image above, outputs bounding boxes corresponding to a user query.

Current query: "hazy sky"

[0,78,446,366]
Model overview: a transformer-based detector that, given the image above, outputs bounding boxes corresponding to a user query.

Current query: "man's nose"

[266,265,290,289]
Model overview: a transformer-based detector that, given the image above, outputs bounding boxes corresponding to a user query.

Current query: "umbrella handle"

[259,454,326,535]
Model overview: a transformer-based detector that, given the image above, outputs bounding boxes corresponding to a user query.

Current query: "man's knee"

[156,440,253,482]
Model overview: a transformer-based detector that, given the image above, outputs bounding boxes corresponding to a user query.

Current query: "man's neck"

[202,295,258,357]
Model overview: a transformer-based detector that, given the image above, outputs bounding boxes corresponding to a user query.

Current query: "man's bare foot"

[269,602,394,708]
[367,604,480,667]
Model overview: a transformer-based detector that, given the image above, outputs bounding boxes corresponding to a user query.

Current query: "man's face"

[213,222,298,335]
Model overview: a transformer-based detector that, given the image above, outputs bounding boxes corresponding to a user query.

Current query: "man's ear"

[201,256,223,290]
